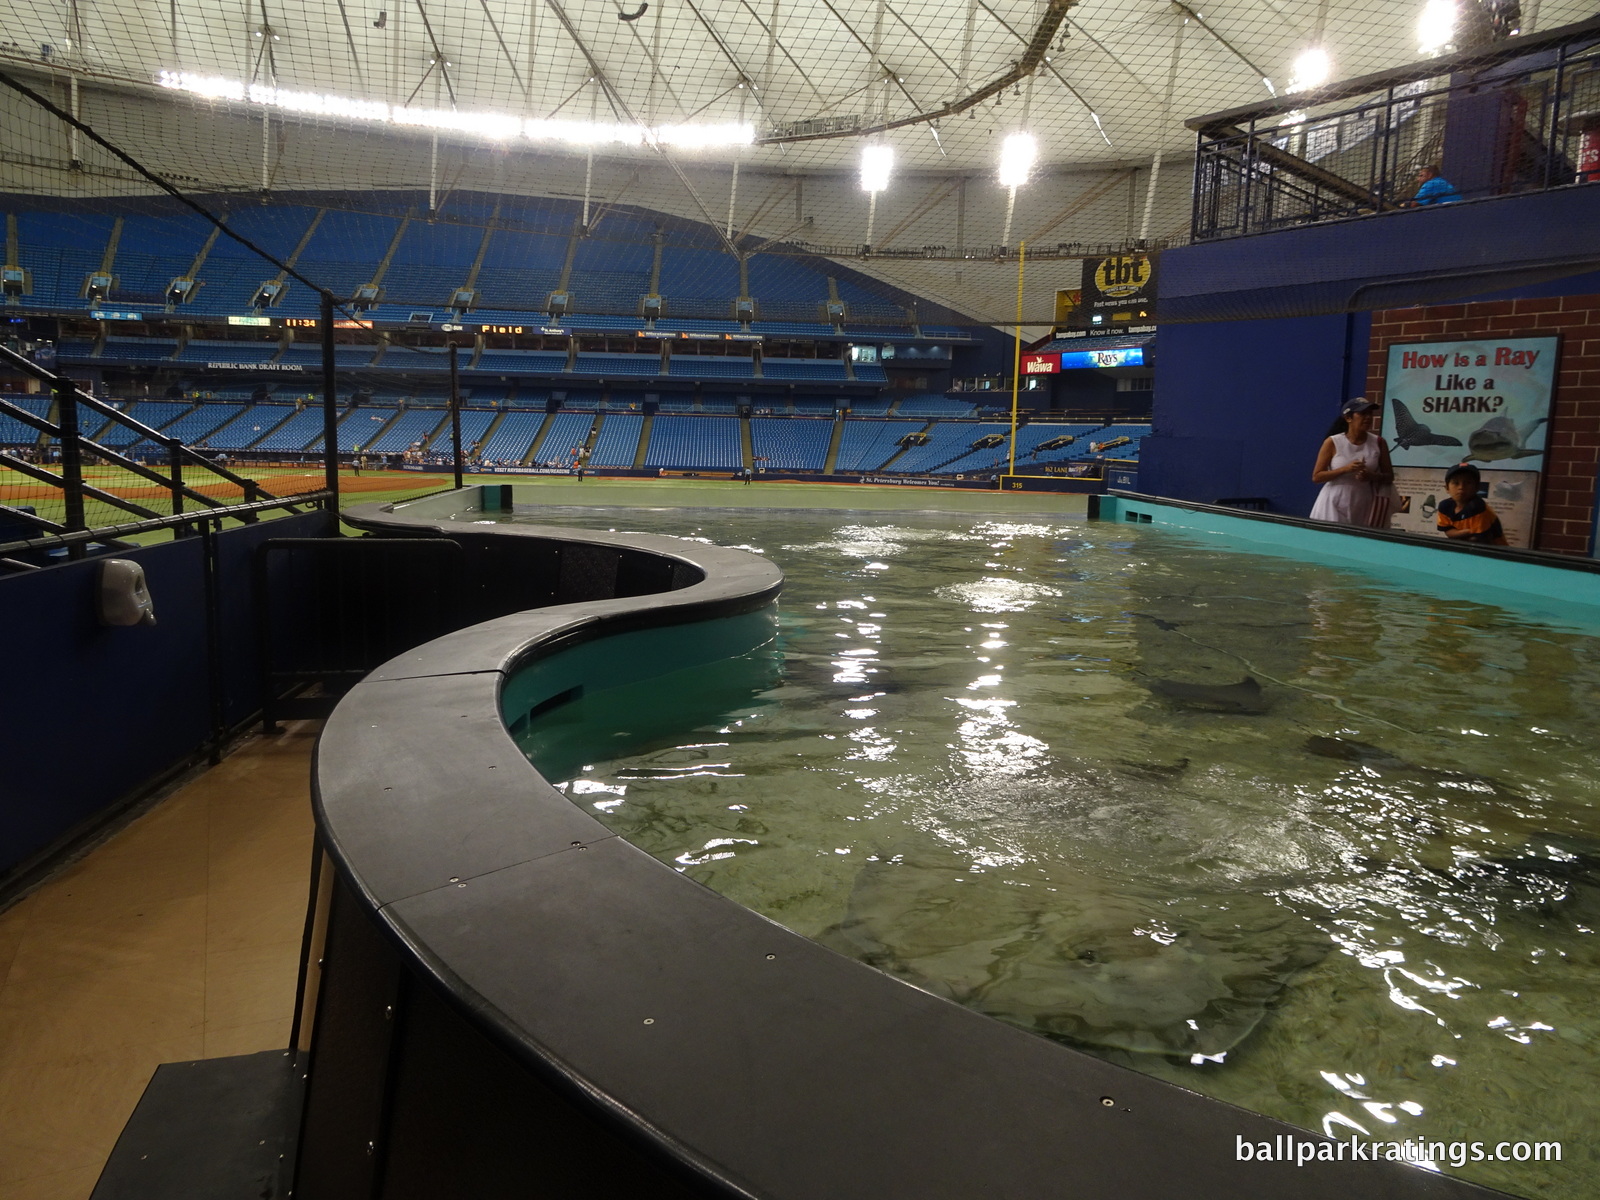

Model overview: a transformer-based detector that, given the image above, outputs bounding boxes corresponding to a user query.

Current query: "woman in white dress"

[1310,398,1395,527]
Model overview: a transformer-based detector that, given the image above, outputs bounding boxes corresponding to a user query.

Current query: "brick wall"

[1368,294,1600,555]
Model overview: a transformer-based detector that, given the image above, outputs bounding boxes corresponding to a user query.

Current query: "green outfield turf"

[1,465,1089,546]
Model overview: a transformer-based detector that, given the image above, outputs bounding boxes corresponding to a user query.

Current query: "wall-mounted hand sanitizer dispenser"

[98,559,157,626]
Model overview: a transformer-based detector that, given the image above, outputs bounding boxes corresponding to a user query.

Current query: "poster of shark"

[1381,336,1558,471]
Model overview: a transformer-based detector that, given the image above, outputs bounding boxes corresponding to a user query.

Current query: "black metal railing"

[1190,15,1600,240]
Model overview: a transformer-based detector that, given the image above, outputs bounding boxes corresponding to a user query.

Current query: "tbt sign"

[1074,254,1157,330]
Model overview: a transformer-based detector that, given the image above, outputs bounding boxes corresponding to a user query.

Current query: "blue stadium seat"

[530,412,596,464]
[833,420,926,473]
[643,415,742,470]
[750,418,832,471]
[587,413,644,466]
[479,411,548,464]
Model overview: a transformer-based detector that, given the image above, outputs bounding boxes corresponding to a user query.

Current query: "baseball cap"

[1341,398,1380,416]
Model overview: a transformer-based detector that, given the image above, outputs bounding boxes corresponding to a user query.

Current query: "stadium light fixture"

[1287,46,1332,93]
[997,132,1037,189]
[155,71,755,149]
[859,143,894,193]
[1417,0,1456,54]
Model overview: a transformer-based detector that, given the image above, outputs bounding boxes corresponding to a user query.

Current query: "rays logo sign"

[1076,253,1157,329]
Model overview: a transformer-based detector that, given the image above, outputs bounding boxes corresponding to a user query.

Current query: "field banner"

[1390,465,1540,549]
[1382,336,1558,472]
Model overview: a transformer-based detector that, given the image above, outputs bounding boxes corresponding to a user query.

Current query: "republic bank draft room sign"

[1381,336,1558,548]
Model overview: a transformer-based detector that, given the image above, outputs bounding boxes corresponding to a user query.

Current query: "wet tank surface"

[506,505,1600,1198]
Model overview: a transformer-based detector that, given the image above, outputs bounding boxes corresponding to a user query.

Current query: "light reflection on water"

[509,506,1600,1197]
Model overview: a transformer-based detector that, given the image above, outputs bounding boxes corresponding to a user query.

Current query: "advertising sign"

[1054,289,1082,326]
[1021,352,1060,375]
[1390,465,1539,549]
[1381,336,1558,471]
[1060,346,1143,369]
[1075,254,1156,329]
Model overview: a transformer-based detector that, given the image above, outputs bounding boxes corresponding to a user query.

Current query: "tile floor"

[0,721,318,1199]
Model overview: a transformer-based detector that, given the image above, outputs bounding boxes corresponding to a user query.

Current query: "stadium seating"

[0,396,51,444]
[884,422,1008,473]
[365,409,447,453]
[255,406,340,452]
[644,416,742,470]
[479,411,548,464]
[669,357,753,379]
[893,396,976,418]
[750,418,832,471]
[587,413,644,467]
[205,404,295,450]
[92,401,193,447]
[444,409,499,454]
[832,420,925,473]
[762,358,847,381]
[174,340,280,365]
[574,352,659,377]
[476,350,567,374]
[101,338,178,362]
[530,412,596,464]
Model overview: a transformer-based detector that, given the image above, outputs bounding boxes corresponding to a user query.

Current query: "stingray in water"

[1466,415,1547,463]
[1303,735,1521,800]
[1146,675,1269,714]
[819,851,1329,1057]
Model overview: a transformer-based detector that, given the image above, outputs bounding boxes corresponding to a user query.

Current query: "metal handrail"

[0,489,332,559]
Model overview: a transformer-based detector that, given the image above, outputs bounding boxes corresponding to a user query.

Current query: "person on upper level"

[1409,163,1462,206]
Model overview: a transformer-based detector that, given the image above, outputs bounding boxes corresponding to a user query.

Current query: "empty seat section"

[643,415,742,470]
[175,339,280,364]
[432,408,498,454]
[0,396,51,444]
[253,407,336,452]
[476,350,566,373]
[658,395,697,412]
[161,404,245,446]
[570,237,651,312]
[474,227,568,309]
[114,212,212,303]
[852,363,888,383]
[891,422,1009,473]
[14,210,115,308]
[833,420,924,472]
[194,206,320,311]
[848,398,892,416]
[791,397,837,415]
[574,352,658,377]
[382,220,482,305]
[894,395,975,418]
[94,401,194,447]
[316,408,400,452]
[587,413,644,466]
[763,358,846,381]
[204,404,294,449]
[294,210,401,300]
[657,246,739,302]
[530,412,595,463]
[277,343,377,367]
[745,254,831,306]
[669,357,753,379]
[364,409,446,453]
[750,418,832,471]
[479,411,547,463]
[697,396,735,413]
[100,338,178,363]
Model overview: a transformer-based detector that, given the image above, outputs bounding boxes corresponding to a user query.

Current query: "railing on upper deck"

[1189,15,1600,241]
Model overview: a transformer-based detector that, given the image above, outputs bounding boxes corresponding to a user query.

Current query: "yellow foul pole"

[1008,241,1025,477]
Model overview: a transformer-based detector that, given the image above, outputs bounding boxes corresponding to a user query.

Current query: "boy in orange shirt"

[1436,464,1508,545]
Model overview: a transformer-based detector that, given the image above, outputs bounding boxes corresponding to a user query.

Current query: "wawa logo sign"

[1021,353,1060,374]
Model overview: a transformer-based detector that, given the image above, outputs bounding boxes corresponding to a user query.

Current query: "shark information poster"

[1381,336,1558,471]
[1389,466,1539,548]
